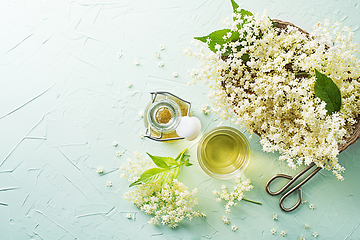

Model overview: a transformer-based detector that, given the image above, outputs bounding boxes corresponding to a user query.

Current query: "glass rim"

[197,126,250,180]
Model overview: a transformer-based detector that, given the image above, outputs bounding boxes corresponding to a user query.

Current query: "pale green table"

[1,0,360,239]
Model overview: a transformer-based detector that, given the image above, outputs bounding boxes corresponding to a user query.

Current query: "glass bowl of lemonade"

[197,126,250,179]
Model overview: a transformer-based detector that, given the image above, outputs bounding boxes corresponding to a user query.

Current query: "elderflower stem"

[242,198,262,205]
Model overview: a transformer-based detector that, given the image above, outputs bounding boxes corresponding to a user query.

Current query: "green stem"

[243,198,262,205]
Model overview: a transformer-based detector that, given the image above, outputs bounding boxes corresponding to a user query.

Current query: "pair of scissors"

[265,162,322,212]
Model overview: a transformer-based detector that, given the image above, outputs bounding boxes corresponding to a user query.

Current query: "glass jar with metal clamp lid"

[144,91,201,142]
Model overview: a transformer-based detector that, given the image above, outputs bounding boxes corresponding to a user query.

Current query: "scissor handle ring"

[265,174,293,196]
[279,187,302,212]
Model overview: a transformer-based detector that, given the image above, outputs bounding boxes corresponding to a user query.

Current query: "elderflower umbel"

[187,10,360,179]
[213,177,253,213]
[121,152,205,228]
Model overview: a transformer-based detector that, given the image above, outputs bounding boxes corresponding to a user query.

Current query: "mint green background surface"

[1,0,360,239]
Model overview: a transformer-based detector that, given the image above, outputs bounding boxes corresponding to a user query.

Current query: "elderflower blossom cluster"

[186,10,360,179]
[213,177,253,213]
[120,152,205,228]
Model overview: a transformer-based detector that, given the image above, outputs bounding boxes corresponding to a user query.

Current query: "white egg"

[176,116,201,141]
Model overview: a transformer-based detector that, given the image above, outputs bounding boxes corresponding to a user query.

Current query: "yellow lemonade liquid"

[198,126,250,179]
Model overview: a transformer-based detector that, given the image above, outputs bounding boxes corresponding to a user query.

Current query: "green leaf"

[129,167,169,187]
[269,17,276,28]
[164,157,179,166]
[195,29,241,56]
[147,153,170,169]
[175,148,188,162]
[231,0,240,13]
[230,0,253,29]
[184,160,193,167]
[314,69,342,115]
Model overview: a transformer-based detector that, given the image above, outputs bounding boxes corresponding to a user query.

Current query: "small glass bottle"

[144,91,200,142]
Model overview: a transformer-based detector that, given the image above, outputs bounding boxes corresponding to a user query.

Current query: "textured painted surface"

[1,0,360,239]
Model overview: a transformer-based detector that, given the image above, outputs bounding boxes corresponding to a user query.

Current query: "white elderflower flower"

[231,225,238,232]
[106,181,112,187]
[271,228,276,235]
[125,213,132,219]
[117,51,122,58]
[312,231,318,237]
[134,59,139,65]
[139,110,144,118]
[302,199,307,204]
[300,235,305,240]
[126,81,132,88]
[172,71,179,77]
[116,151,122,157]
[309,204,315,210]
[222,216,230,225]
[273,214,278,220]
[139,132,145,139]
[154,52,160,58]
[97,167,104,173]
[201,104,210,115]
[158,61,164,67]
[304,224,309,229]
[280,230,286,237]
[113,141,118,147]
[159,44,165,51]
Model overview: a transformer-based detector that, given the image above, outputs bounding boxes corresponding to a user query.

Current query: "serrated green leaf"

[129,167,169,187]
[147,153,170,169]
[164,157,179,166]
[314,69,342,115]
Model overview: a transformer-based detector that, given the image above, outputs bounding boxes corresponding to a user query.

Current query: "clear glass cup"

[197,126,250,179]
